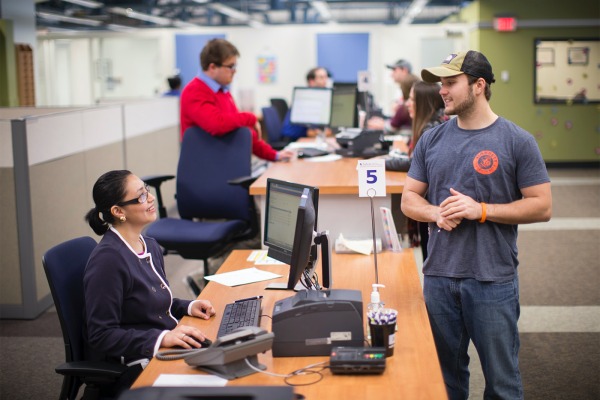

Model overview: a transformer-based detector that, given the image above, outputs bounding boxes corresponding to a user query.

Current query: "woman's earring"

[119,216,126,222]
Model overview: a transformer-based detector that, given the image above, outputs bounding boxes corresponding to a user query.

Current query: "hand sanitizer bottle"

[367,284,385,339]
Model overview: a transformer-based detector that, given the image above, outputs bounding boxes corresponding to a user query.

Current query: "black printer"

[335,129,390,158]
[271,289,364,357]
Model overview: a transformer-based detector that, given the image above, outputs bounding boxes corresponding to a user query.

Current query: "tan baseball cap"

[421,51,495,84]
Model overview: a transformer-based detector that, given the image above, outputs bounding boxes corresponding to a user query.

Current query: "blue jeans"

[423,276,523,400]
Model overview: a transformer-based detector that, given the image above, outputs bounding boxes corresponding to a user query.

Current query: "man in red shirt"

[180,38,293,161]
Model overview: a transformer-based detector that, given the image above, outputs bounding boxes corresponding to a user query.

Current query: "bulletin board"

[534,38,599,104]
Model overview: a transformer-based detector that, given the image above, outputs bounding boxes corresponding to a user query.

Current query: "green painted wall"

[456,1,600,163]
[0,19,18,107]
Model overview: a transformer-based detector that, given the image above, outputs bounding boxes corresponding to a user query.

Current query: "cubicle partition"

[0,98,179,319]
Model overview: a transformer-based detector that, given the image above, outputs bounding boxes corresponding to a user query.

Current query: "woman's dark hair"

[410,81,444,156]
[85,170,132,235]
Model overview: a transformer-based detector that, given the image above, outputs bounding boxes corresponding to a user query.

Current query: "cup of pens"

[367,308,397,357]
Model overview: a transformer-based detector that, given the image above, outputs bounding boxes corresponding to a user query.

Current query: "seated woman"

[385,81,446,172]
[83,170,216,394]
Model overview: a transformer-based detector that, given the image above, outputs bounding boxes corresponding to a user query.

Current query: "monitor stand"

[265,231,330,291]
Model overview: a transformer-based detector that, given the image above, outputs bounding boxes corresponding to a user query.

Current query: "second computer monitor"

[264,179,320,291]
[289,87,333,127]
[330,87,359,130]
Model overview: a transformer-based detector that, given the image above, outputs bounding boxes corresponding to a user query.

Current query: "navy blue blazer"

[83,228,192,364]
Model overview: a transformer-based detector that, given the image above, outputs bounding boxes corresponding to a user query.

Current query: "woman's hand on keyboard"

[190,299,216,320]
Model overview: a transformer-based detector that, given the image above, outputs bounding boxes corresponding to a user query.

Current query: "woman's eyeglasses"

[117,184,150,206]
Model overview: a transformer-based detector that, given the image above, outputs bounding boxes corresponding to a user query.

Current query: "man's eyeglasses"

[117,184,150,207]
[217,63,237,71]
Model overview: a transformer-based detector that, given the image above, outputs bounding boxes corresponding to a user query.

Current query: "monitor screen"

[330,87,359,129]
[264,179,321,290]
[289,87,333,127]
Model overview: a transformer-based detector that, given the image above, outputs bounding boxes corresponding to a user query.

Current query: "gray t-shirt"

[408,117,550,281]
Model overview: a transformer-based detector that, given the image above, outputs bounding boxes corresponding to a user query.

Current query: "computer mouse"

[187,336,212,348]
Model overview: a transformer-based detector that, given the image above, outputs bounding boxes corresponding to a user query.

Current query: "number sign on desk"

[357,159,386,197]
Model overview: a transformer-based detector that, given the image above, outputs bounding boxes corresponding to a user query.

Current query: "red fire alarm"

[494,16,517,32]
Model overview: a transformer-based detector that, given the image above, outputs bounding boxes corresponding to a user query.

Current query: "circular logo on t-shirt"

[473,150,498,175]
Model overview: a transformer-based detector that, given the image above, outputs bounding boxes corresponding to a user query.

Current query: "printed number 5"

[366,169,378,184]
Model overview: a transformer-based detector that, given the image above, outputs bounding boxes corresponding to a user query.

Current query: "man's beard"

[444,87,476,117]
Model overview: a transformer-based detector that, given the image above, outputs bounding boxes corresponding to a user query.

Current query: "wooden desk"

[249,153,407,243]
[132,250,445,399]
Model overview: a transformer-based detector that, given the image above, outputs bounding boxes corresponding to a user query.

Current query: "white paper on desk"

[153,374,227,387]
[204,267,282,287]
[247,249,286,265]
[304,154,342,163]
[337,233,373,256]
[285,141,328,150]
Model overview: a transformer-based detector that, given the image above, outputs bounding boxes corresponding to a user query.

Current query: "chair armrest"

[143,175,175,187]
[56,361,128,380]
[142,175,175,218]
[227,175,257,190]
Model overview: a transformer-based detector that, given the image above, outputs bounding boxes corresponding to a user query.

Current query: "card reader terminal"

[329,346,386,375]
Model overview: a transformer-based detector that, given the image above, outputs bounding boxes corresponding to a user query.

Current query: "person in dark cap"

[386,59,417,101]
[367,58,419,132]
[401,50,552,400]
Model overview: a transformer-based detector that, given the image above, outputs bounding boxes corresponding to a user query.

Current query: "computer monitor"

[330,87,359,130]
[289,87,333,127]
[264,178,331,291]
[333,82,357,90]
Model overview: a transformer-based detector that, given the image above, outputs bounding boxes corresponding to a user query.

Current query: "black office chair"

[261,106,290,150]
[42,236,127,400]
[144,126,259,278]
[269,97,289,122]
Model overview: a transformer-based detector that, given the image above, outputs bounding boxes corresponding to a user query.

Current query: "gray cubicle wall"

[0,98,179,319]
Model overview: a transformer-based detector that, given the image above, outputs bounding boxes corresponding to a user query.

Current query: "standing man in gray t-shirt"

[402,51,552,400]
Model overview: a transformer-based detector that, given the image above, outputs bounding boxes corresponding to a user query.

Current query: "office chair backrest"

[43,236,97,364]
[270,98,289,122]
[261,106,284,145]
[178,126,253,221]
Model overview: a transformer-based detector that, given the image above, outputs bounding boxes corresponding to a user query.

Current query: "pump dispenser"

[367,284,385,313]
[367,284,385,339]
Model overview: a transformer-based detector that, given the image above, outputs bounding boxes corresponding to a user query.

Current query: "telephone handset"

[156,326,274,380]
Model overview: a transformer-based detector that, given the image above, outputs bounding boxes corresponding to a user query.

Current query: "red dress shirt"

[180,77,277,161]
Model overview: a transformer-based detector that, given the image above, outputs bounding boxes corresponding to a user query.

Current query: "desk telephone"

[156,326,274,380]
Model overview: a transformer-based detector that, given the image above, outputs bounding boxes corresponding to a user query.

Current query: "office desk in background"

[132,250,445,399]
[249,151,408,243]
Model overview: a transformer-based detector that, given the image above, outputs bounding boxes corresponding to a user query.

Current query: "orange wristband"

[479,202,487,223]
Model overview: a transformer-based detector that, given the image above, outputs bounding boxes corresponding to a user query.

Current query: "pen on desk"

[234,295,263,303]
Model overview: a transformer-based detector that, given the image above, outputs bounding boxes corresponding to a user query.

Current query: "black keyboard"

[217,298,262,337]
[297,147,330,158]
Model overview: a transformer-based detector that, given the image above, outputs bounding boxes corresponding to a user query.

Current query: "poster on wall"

[257,55,277,84]
[567,47,589,65]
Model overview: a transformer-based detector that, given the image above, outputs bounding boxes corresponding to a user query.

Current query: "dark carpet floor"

[1,168,598,399]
